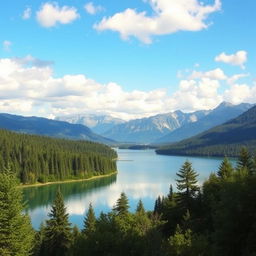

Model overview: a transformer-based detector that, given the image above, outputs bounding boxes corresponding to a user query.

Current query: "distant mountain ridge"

[155,102,253,144]
[0,113,114,144]
[101,110,209,143]
[55,114,125,134]
[156,104,256,157]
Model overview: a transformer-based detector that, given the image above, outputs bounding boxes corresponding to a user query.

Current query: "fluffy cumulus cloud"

[84,2,104,15]
[94,0,221,43]
[215,50,248,69]
[0,56,255,120]
[36,2,79,27]
[22,7,32,20]
[190,68,227,80]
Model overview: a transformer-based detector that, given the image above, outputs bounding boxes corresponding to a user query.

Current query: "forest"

[0,147,256,256]
[0,129,117,184]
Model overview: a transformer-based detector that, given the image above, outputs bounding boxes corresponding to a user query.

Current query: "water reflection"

[23,149,228,229]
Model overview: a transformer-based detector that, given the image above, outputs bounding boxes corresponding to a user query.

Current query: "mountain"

[0,113,114,144]
[55,114,125,134]
[102,110,209,143]
[155,102,253,144]
[156,105,256,157]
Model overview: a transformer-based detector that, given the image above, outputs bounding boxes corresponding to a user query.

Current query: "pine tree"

[237,147,253,174]
[0,169,34,256]
[136,199,146,215]
[113,192,129,215]
[217,157,234,179]
[43,189,71,256]
[168,184,174,201]
[82,203,96,236]
[176,161,199,211]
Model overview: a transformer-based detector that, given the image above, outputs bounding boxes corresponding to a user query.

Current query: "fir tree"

[136,199,146,215]
[82,203,96,236]
[0,169,34,256]
[113,192,129,215]
[237,147,253,174]
[217,157,234,179]
[43,189,71,256]
[176,161,199,211]
[168,184,174,201]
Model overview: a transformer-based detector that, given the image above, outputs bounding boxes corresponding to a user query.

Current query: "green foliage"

[42,189,72,256]
[0,170,34,256]
[136,199,146,215]
[82,203,96,236]
[168,224,192,256]
[0,129,117,184]
[217,157,234,179]
[176,161,199,212]
[113,192,130,215]
[237,147,254,174]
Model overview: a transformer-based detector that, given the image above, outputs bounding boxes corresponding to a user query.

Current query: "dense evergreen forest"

[1,147,256,255]
[0,129,117,184]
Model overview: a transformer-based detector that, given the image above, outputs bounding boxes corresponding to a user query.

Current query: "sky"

[0,0,256,120]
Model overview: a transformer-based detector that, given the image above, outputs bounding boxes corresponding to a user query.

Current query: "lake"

[23,149,235,229]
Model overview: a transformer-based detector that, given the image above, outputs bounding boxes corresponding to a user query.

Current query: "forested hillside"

[0,113,114,144]
[0,129,117,184]
[1,148,256,256]
[156,105,256,157]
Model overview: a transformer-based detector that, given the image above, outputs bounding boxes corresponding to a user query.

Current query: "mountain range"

[56,102,252,144]
[55,114,125,134]
[156,104,256,157]
[155,102,253,144]
[0,113,114,144]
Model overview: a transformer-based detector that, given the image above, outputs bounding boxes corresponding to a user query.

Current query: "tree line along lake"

[22,148,232,229]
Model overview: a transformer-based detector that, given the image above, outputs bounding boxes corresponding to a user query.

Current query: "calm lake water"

[23,149,234,229]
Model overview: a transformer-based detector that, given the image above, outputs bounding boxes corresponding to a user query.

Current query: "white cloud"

[190,68,227,80]
[189,68,248,85]
[215,50,247,69]
[226,73,249,85]
[36,2,79,27]
[0,56,255,120]
[84,2,104,15]
[22,7,32,20]
[3,40,12,51]
[94,0,221,43]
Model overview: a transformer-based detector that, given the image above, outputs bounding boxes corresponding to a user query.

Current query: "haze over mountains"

[156,104,256,157]
[56,102,253,144]
[55,114,125,134]
[0,113,114,144]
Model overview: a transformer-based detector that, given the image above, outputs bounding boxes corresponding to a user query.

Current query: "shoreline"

[18,171,118,189]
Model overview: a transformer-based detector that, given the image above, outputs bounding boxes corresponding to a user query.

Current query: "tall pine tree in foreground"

[237,147,253,174]
[82,202,96,236]
[217,157,234,179]
[43,189,71,256]
[176,161,199,212]
[113,192,129,215]
[0,169,34,256]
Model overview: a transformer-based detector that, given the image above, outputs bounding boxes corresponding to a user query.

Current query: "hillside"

[155,102,252,144]
[0,129,117,184]
[0,113,114,144]
[156,105,256,157]
[102,110,208,143]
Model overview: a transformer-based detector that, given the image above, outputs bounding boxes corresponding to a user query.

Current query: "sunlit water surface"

[23,149,233,229]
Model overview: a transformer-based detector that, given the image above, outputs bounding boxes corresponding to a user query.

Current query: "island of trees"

[0,129,117,185]
[1,147,256,255]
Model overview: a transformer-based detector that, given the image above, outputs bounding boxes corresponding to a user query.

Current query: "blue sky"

[0,0,255,119]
